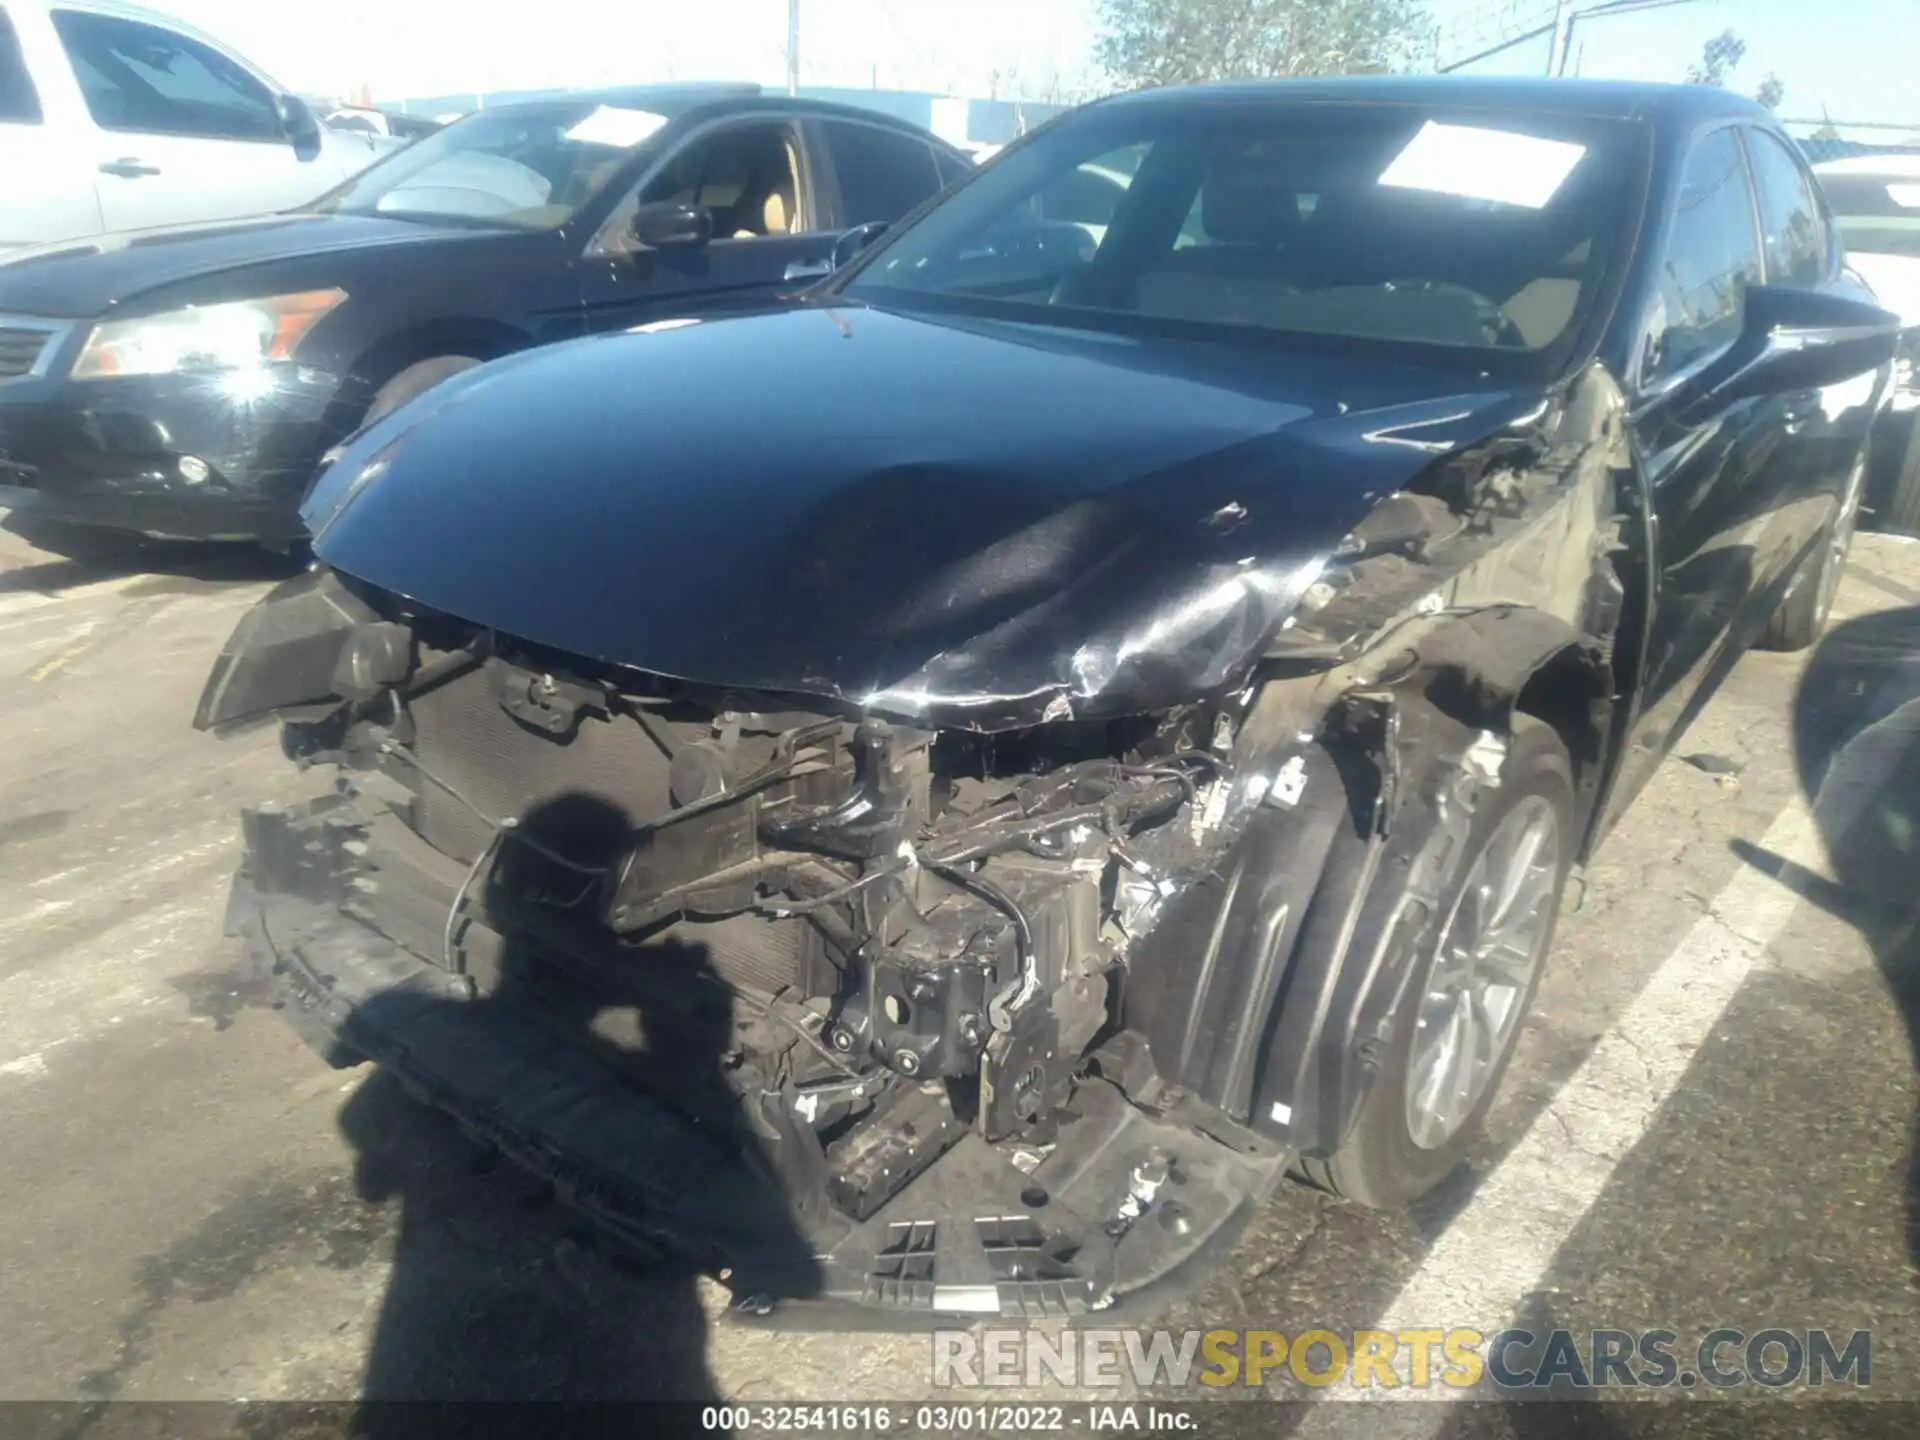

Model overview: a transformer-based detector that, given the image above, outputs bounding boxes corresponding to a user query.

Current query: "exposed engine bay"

[324,614,1223,1166]
[219,574,1289,1311]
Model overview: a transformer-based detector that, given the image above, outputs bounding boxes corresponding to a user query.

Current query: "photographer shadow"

[1741,605,1920,1260]
[1410,608,1920,1440]
[333,791,822,1432]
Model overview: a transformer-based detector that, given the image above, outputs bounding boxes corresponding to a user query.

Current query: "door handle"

[783,259,833,283]
[99,158,162,178]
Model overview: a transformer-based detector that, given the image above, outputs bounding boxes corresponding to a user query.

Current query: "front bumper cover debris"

[229,802,1288,1327]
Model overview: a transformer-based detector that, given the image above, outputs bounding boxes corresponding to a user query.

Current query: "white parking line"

[1303,667,1917,1426]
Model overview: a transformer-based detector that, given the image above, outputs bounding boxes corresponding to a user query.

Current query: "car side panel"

[1603,124,1781,821]
[0,0,103,245]
[301,230,586,422]
[1115,365,1636,1139]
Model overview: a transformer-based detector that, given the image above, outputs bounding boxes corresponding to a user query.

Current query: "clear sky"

[153,0,1916,129]
[1430,0,1918,130]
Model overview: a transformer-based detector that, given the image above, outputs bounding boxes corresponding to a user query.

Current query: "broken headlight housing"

[193,567,411,731]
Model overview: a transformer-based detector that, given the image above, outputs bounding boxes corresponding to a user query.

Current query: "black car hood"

[306,303,1543,729]
[0,213,490,319]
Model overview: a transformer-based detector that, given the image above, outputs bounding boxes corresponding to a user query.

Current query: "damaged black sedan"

[197,78,1900,1321]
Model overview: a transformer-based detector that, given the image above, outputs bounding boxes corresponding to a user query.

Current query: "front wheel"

[1758,452,1866,653]
[1308,717,1575,1209]
[363,354,483,427]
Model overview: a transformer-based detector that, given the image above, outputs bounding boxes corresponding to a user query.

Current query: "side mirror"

[276,94,322,157]
[830,220,891,271]
[1677,285,1902,421]
[631,201,712,250]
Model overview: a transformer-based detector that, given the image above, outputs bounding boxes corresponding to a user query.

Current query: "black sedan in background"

[0,84,970,544]
[202,79,1899,1320]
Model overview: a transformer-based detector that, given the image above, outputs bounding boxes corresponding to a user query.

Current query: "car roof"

[484,82,766,117]
[475,85,954,136]
[23,0,244,40]
[12,0,175,19]
[688,93,976,139]
[1093,75,1771,126]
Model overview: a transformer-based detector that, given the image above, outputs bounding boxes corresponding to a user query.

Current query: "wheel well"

[1512,644,1612,840]
[349,319,531,400]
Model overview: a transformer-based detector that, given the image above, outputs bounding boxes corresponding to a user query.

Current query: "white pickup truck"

[0,0,396,249]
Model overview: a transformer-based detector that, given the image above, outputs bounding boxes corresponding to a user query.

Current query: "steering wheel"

[1487,312,1530,349]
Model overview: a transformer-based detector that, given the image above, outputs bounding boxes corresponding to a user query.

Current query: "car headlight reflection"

[70,290,347,380]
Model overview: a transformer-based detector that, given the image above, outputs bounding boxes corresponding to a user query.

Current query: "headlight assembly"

[70,289,347,380]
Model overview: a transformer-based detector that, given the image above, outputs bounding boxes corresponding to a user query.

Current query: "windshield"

[311,101,670,229]
[1822,172,1920,261]
[842,101,1647,372]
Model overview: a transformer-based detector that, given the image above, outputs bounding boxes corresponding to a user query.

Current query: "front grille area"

[0,324,54,381]
[383,658,837,1000]
[405,664,678,865]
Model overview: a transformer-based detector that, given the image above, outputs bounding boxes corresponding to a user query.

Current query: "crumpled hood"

[307,303,1539,727]
[0,213,490,320]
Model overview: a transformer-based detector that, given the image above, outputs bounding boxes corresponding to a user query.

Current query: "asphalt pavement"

[2,513,1919,1436]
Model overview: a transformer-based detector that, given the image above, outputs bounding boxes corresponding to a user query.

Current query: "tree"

[1684,27,1784,111]
[1685,27,1746,87]
[1095,0,1436,89]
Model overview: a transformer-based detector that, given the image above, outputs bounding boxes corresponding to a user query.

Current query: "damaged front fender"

[1115,362,1637,1155]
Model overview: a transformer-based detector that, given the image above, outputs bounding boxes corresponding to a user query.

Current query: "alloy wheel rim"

[1404,795,1561,1152]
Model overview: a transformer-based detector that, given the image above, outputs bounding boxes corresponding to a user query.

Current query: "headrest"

[1201,157,1303,246]
[763,190,790,234]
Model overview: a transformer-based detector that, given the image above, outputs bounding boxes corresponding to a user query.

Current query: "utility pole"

[787,0,800,96]
[1548,0,1573,76]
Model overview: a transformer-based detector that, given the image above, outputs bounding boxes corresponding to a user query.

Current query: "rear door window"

[0,6,42,123]
[1642,128,1764,386]
[821,120,942,226]
[51,9,282,142]
[1746,128,1828,286]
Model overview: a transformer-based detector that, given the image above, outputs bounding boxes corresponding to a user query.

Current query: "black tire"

[1312,717,1576,1210]
[1758,452,1866,653]
[363,355,483,427]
